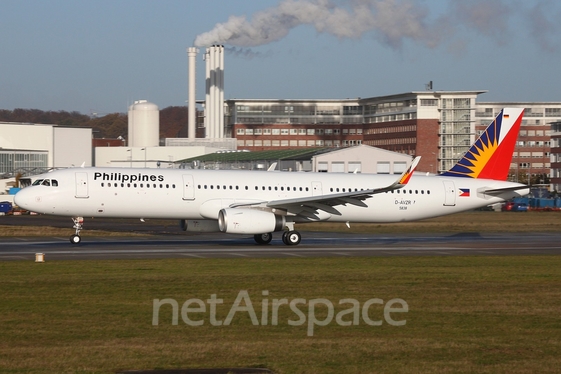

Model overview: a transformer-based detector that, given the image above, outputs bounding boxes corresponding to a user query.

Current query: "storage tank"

[128,100,159,147]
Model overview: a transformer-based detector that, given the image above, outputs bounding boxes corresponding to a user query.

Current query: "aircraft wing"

[230,156,420,219]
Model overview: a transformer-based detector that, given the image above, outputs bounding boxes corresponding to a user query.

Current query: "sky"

[1,0,560,115]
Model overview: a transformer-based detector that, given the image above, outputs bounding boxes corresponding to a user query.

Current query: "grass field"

[1,255,561,373]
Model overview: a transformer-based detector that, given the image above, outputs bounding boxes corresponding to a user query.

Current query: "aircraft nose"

[14,188,38,211]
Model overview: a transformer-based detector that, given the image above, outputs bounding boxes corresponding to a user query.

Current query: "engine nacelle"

[179,219,220,232]
[218,208,285,234]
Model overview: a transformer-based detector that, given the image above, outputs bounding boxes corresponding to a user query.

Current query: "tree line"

[0,107,192,139]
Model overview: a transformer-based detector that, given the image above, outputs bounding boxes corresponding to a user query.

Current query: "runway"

[1,231,561,261]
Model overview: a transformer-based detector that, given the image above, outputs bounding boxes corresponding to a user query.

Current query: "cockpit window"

[32,179,58,187]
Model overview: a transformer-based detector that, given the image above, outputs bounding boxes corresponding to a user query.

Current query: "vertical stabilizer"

[440,108,524,181]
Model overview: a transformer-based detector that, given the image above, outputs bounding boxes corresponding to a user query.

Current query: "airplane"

[14,108,529,246]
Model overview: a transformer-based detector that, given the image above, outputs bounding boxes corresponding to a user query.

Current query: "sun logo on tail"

[441,109,524,181]
[449,118,501,178]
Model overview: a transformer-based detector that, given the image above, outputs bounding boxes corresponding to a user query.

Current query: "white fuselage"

[15,167,528,225]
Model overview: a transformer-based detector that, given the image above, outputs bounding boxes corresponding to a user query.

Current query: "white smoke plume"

[194,0,441,49]
[193,0,561,53]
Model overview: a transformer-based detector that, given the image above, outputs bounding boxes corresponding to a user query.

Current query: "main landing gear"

[282,230,301,246]
[253,223,302,246]
[70,217,84,244]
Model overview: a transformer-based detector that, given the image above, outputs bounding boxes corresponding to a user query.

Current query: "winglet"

[397,156,421,186]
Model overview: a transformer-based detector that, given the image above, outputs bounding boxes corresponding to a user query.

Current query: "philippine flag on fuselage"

[459,188,470,197]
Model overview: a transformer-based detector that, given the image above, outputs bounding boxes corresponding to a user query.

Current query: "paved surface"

[1,215,560,261]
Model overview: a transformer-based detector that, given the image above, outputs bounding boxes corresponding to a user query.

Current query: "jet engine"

[218,208,285,234]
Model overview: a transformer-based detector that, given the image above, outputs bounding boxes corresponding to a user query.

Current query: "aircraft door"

[182,175,195,200]
[75,172,89,198]
[443,180,456,206]
[312,181,322,196]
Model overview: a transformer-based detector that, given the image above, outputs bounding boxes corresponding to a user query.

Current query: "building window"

[377,162,390,174]
[348,162,361,173]
[420,99,438,106]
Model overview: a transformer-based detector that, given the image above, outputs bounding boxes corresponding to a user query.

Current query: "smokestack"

[204,45,224,139]
[187,47,197,140]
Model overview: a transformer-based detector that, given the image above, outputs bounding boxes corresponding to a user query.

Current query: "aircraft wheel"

[282,231,289,245]
[285,230,301,246]
[254,233,273,245]
[70,234,81,245]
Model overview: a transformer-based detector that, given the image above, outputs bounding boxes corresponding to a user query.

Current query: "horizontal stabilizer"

[483,185,530,195]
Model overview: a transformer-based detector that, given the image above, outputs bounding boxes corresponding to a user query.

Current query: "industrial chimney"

[204,45,224,139]
[187,47,198,140]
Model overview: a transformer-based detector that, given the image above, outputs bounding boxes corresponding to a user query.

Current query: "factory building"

[95,100,224,168]
[225,95,561,182]
[179,145,413,174]
[548,120,561,192]
[226,91,483,174]
[0,122,92,174]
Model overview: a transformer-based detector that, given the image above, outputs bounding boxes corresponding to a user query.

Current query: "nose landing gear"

[70,217,84,244]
